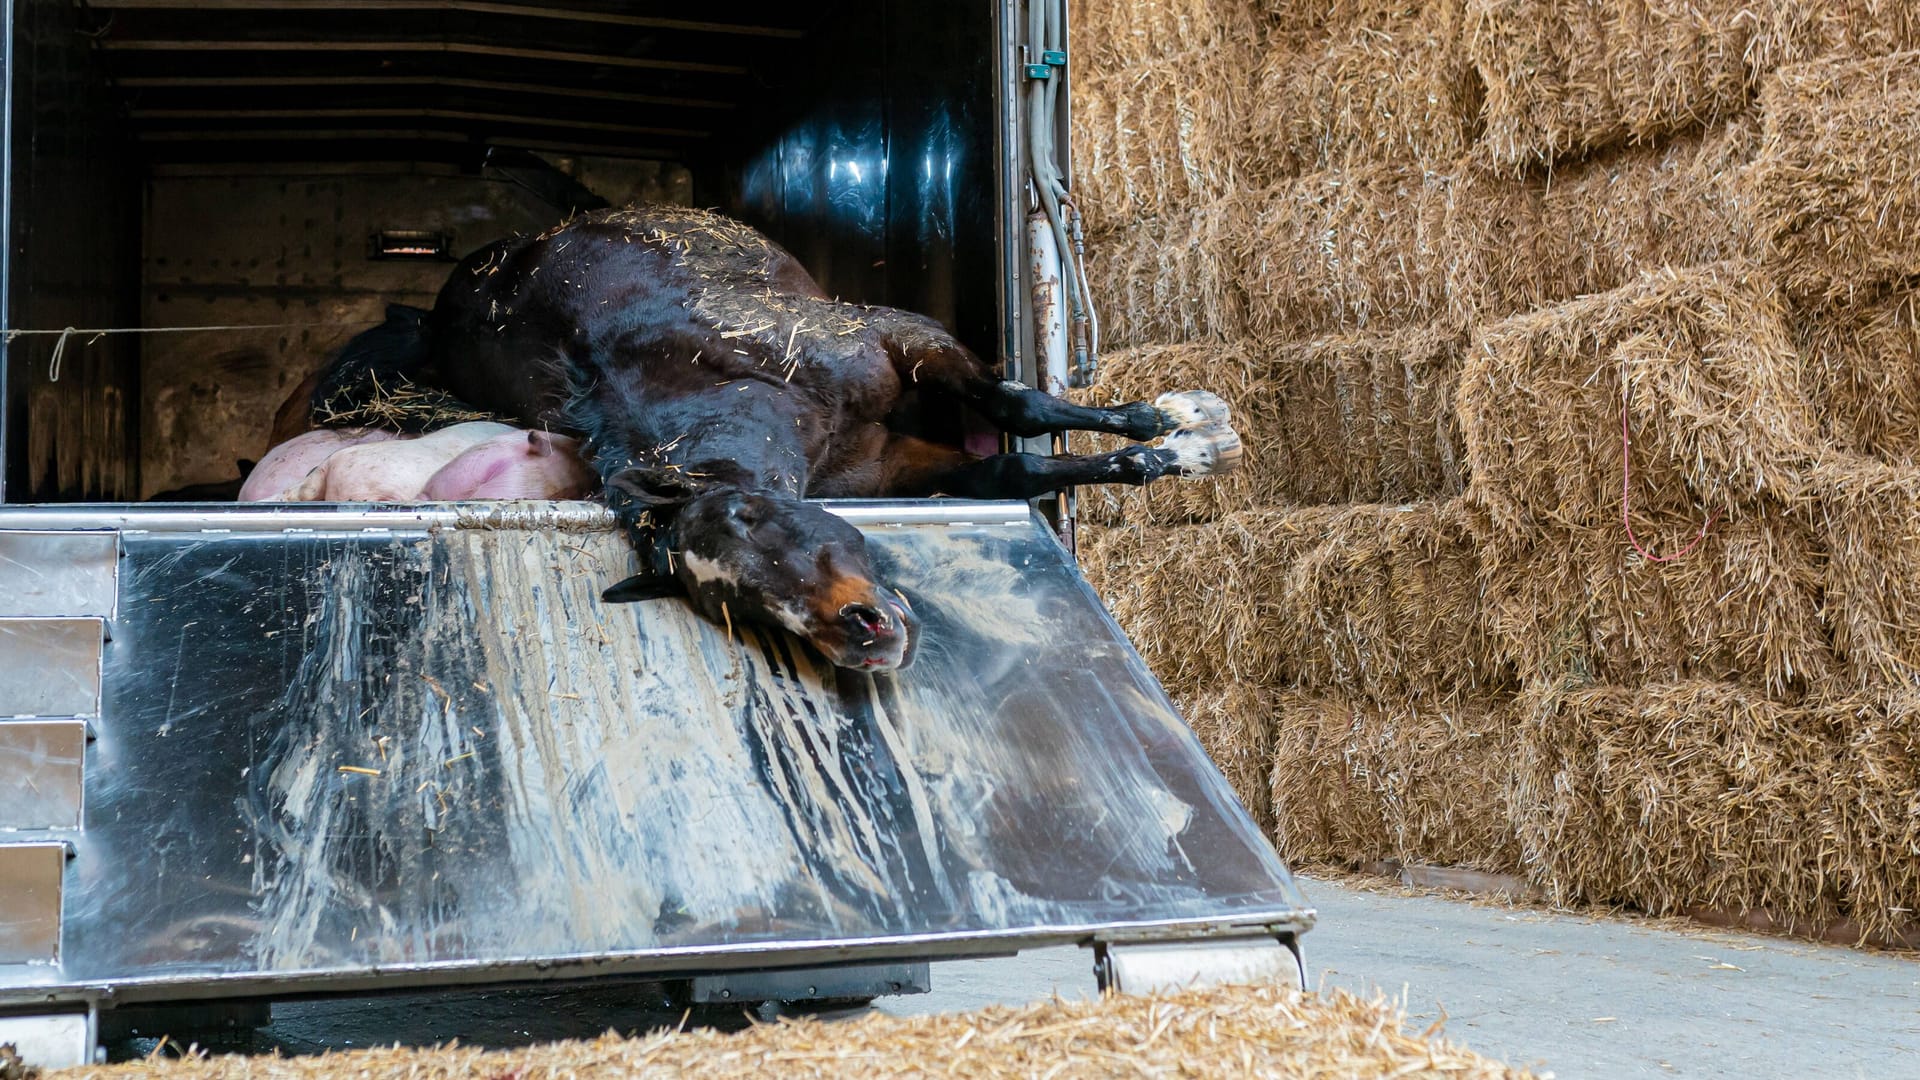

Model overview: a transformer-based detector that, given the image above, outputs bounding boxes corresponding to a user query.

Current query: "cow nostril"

[841,602,889,634]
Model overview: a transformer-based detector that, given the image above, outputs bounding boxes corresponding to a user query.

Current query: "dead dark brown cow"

[310,206,1239,671]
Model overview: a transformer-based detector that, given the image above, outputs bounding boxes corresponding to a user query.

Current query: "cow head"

[599,469,919,673]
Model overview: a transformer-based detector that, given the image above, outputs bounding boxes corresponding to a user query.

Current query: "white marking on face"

[773,603,813,636]
[681,552,738,589]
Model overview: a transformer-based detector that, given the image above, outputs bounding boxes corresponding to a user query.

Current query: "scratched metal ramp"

[0,500,1310,1028]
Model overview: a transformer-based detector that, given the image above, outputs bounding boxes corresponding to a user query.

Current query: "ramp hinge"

[1092,933,1305,994]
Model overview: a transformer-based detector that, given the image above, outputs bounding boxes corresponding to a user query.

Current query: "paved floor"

[121,876,1920,1078]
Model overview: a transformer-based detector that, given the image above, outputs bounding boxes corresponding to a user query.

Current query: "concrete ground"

[122,875,1920,1078]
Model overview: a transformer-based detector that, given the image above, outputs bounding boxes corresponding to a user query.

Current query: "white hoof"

[1161,422,1243,479]
[1154,389,1231,432]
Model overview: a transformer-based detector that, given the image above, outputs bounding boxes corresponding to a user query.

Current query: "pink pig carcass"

[274,422,521,501]
[239,427,407,502]
[420,429,597,501]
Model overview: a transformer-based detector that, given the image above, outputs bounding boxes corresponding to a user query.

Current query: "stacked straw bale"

[1069,326,1467,526]
[1455,263,1819,535]
[1180,684,1281,834]
[1268,689,1522,872]
[1083,197,1252,347]
[1069,0,1920,937]
[1478,507,1832,696]
[1081,508,1346,697]
[1801,457,1920,693]
[1250,1,1480,174]
[1791,284,1920,462]
[1224,122,1755,342]
[1512,680,1920,940]
[1083,501,1504,706]
[1532,118,1759,298]
[1072,45,1260,233]
[1073,0,1263,68]
[1743,50,1920,300]
[1463,0,1753,172]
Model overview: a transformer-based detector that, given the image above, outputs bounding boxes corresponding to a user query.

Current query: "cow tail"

[308,303,493,432]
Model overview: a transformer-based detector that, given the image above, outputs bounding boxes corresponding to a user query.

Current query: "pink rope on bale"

[1621,374,1716,563]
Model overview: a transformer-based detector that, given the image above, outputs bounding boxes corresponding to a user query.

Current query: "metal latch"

[1092,933,1305,994]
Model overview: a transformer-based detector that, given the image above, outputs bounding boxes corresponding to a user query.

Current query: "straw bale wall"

[1464,1,1920,174]
[1792,283,1920,462]
[1512,680,1920,939]
[1072,43,1261,233]
[1083,199,1251,347]
[1071,0,1920,938]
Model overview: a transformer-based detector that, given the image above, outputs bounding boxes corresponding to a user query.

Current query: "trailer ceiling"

[79,0,813,164]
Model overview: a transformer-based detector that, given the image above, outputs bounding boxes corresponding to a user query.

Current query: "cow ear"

[602,573,683,604]
[605,465,704,509]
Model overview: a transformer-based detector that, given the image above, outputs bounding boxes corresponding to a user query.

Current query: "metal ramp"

[0,501,1312,1066]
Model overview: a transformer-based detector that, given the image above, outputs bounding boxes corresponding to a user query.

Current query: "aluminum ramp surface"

[0,500,1311,1054]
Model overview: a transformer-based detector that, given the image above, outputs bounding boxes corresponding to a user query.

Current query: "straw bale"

[1238,165,1457,336]
[1791,283,1920,464]
[1068,325,1467,526]
[1236,161,1626,337]
[1480,503,1832,696]
[1277,500,1510,704]
[1741,0,1920,74]
[1071,0,1263,68]
[1083,196,1252,347]
[51,984,1539,1080]
[1071,44,1259,233]
[1178,684,1279,834]
[1078,509,1349,699]
[1083,502,1502,704]
[1464,0,1753,172]
[1267,689,1522,873]
[1533,117,1760,298]
[1457,263,1820,536]
[1744,51,1920,300]
[1512,679,1920,940]
[1801,456,1920,692]
[1249,1,1480,174]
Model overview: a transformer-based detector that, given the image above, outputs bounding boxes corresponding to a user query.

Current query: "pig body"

[277,422,520,502]
[421,430,596,501]
[240,428,406,502]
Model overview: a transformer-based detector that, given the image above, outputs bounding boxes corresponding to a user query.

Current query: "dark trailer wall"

[0,0,1002,502]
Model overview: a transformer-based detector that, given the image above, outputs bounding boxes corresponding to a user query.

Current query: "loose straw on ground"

[49,984,1538,1079]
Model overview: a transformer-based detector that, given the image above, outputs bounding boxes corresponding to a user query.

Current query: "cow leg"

[967,381,1235,443]
[877,316,1231,441]
[874,428,1240,500]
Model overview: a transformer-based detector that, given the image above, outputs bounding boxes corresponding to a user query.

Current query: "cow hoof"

[1154,389,1231,433]
[1160,422,1243,479]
